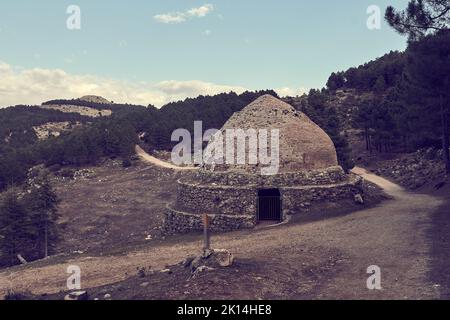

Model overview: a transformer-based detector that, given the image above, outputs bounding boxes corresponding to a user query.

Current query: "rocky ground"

[27,246,346,301]
[372,148,447,190]
[47,159,189,255]
[40,104,112,118]
[3,167,448,300]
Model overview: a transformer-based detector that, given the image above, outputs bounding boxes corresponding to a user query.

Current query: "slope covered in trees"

[142,90,279,150]
[0,106,90,151]
[326,51,405,93]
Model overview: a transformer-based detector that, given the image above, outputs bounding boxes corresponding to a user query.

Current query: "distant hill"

[0,91,275,191]
[78,95,112,104]
[0,106,91,150]
[42,97,148,115]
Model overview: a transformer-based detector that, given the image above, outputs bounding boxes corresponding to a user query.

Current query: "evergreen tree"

[0,189,33,266]
[23,173,60,259]
[385,0,449,41]
[327,72,345,91]
[373,76,387,93]
[293,90,355,171]
[402,30,450,173]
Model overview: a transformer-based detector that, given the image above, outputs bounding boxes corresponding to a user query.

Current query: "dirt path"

[0,167,444,299]
[135,145,196,171]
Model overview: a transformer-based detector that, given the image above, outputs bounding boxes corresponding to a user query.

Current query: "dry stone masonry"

[164,95,364,234]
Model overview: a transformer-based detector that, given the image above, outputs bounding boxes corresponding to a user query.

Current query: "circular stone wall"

[163,95,364,234]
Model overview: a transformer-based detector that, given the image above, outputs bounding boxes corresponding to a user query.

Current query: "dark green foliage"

[326,72,346,91]
[354,95,399,153]
[385,0,449,41]
[144,90,278,150]
[373,76,387,93]
[0,91,274,192]
[0,189,34,267]
[22,173,60,259]
[0,105,90,150]
[286,89,355,172]
[399,30,450,171]
[0,173,59,267]
[0,151,28,190]
[326,51,405,92]
[382,0,449,154]
[37,117,139,167]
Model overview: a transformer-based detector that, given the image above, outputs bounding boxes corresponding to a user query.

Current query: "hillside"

[1,31,449,275]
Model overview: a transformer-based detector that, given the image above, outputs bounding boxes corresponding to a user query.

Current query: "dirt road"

[135,145,196,171]
[0,167,445,299]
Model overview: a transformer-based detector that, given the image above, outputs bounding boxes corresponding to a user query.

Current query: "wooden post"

[203,213,210,251]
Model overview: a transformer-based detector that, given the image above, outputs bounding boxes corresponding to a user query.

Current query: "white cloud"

[187,4,214,18]
[154,4,214,24]
[0,61,250,108]
[0,61,307,108]
[202,29,212,36]
[154,13,186,24]
[275,87,308,97]
[156,80,247,97]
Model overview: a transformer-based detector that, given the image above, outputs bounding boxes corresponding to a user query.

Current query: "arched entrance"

[257,189,282,222]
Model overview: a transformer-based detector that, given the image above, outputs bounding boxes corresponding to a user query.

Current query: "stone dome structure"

[204,94,339,173]
[164,95,364,234]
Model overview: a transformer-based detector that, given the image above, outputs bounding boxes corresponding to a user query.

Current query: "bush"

[4,289,30,300]
[57,168,75,179]
[122,159,132,168]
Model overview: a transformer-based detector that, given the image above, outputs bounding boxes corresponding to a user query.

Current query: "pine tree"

[385,0,449,41]
[23,174,60,259]
[373,76,387,93]
[403,30,450,173]
[0,189,33,266]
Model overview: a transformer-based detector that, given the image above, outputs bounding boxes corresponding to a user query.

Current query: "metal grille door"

[258,189,282,221]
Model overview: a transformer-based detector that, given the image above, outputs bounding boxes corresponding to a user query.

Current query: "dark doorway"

[258,189,282,222]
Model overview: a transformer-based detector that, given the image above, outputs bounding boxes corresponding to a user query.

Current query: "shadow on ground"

[427,182,450,300]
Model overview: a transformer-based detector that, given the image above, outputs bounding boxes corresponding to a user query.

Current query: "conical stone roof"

[204,94,338,174]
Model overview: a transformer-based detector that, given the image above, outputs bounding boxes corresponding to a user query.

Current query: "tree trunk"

[440,94,450,175]
[365,128,369,151]
[44,221,48,258]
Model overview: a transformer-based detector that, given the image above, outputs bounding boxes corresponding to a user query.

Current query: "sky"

[0,0,409,108]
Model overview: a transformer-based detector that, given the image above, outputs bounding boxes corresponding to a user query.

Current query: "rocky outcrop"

[78,95,111,104]
[375,148,447,189]
[41,104,112,118]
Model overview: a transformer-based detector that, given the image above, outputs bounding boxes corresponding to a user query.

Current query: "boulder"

[190,249,234,273]
[64,291,89,301]
[354,194,364,205]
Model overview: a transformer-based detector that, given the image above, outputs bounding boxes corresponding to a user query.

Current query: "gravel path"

[0,167,444,299]
[135,145,196,171]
